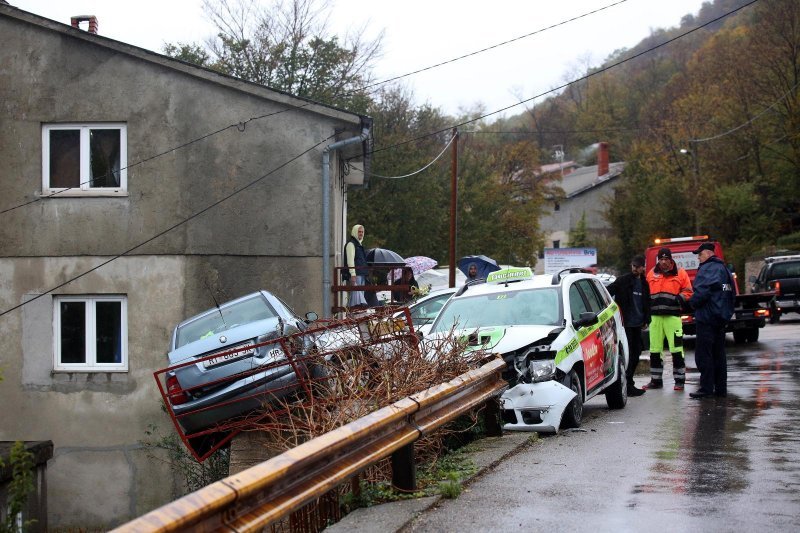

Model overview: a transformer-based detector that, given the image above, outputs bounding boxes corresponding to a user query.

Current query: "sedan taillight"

[166,374,189,405]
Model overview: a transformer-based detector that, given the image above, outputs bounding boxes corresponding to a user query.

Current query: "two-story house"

[0,4,370,528]
[535,142,625,273]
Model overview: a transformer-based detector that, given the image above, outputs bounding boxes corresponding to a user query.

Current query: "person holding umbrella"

[467,263,482,282]
[342,224,368,308]
[458,255,500,283]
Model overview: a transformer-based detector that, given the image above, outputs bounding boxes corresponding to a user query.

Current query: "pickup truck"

[750,254,800,323]
[645,236,772,343]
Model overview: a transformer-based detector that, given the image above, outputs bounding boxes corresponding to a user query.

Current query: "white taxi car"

[427,267,628,432]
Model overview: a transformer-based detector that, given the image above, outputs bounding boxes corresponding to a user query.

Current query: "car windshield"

[431,287,561,333]
[175,294,277,348]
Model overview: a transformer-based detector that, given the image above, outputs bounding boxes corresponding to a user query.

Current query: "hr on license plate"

[203,342,255,368]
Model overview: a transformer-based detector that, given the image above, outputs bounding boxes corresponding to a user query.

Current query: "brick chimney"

[597,142,609,177]
[71,15,98,34]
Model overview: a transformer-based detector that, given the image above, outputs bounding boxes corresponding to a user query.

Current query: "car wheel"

[733,330,747,344]
[606,356,627,409]
[561,370,583,429]
[745,328,760,343]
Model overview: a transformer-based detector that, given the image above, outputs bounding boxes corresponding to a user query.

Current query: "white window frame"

[53,295,129,372]
[41,123,128,196]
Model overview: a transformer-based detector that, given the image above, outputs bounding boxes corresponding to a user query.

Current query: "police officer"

[688,242,735,398]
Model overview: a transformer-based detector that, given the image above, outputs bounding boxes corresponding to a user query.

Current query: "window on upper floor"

[42,124,127,196]
[53,295,128,372]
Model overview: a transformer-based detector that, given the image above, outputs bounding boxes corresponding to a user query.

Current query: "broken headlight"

[528,359,556,382]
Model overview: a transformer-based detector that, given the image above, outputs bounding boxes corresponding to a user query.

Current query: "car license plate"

[202,342,255,368]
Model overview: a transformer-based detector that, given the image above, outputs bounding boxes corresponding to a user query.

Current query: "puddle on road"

[629,344,800,507]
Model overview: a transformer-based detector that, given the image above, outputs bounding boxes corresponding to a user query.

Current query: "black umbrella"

[366,248,405,266]
[458,255,501,279]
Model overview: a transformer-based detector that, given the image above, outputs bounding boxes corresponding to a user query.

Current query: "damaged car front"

[428,267,629,433]
[426,268,578,432]
[499,330,578,433]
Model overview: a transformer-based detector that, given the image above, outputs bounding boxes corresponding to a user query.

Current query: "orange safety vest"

[647,267,692,316]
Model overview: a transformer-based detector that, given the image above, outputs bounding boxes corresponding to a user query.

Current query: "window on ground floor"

[42,123,127,195]
[53,295,128,371]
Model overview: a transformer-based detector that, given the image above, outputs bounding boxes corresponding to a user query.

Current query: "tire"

[606,357,627,409]
[745,328,759,343]
[733,330,747,344]
[561,370,583,429]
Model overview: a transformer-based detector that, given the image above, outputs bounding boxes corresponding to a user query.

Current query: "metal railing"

[114,357,507,532]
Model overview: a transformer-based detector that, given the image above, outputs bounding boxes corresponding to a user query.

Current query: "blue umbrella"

[458,255,500,279]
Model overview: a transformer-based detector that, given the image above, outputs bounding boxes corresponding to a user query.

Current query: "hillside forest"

[167,0,800,273]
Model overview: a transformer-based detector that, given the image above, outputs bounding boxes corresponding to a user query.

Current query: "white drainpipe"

[322,128,369,316]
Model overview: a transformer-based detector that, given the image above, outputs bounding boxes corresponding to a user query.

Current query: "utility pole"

[692,140,700,234]
[681,141,701,234]
[449,128,459,288]
[689,140,701,234]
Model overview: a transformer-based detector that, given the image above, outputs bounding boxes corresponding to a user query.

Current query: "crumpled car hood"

[459,325,562,355]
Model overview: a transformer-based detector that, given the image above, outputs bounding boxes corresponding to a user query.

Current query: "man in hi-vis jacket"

[644,248,693,391]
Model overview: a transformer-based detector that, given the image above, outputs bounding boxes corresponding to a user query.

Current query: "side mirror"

[305,311,319,323]
[573,311,598,329]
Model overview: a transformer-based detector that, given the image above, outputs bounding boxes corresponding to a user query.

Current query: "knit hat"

[657,247,672,260]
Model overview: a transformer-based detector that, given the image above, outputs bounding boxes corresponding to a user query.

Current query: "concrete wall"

[0,6,365,528]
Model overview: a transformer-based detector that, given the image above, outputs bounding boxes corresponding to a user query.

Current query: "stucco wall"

[0,6,365,528]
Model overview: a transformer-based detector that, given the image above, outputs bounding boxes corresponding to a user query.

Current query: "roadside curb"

[326,432,532,533]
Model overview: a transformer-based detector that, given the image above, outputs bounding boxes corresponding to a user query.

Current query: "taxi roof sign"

[486,267,534,284]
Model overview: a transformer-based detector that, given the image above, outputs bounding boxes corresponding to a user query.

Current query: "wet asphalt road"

[408,320,800,532]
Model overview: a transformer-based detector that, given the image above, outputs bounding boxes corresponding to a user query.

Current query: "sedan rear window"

[175,294,277,348]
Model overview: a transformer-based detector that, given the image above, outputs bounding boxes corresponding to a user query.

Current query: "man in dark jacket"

[607,255,650,396]
[688,242,735,398]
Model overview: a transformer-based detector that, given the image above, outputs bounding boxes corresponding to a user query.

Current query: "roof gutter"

[322,125,370,316]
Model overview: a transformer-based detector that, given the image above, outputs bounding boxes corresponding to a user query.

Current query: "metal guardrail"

[114,357,507,532]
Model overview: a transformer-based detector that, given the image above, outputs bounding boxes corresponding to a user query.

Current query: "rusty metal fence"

[115,357,507,532]
[154,307,419,462]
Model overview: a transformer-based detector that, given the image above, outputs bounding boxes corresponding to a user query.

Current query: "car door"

[568,279,607,391]
[587,278,619,380]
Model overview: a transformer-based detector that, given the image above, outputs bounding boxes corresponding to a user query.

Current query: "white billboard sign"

[543,248,597,274]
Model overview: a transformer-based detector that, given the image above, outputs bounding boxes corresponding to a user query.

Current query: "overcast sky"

[11,0,706,116]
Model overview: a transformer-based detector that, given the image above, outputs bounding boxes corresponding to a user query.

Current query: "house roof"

[558,162,626,198]
[0,3,367,128]
[537,161,579,175]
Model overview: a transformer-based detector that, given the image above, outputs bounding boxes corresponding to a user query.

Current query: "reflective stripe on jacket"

[647,266,693,316]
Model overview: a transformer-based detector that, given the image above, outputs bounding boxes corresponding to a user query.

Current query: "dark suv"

[751,255,800,323]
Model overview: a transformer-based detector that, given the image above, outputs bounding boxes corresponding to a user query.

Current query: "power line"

[369,0,760,156]
[0,134,335,319]
[690,79,800,144]
[0,0,632,216]
[363,133,456,179]
[0,1,762,318]
[359,0,631,92]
